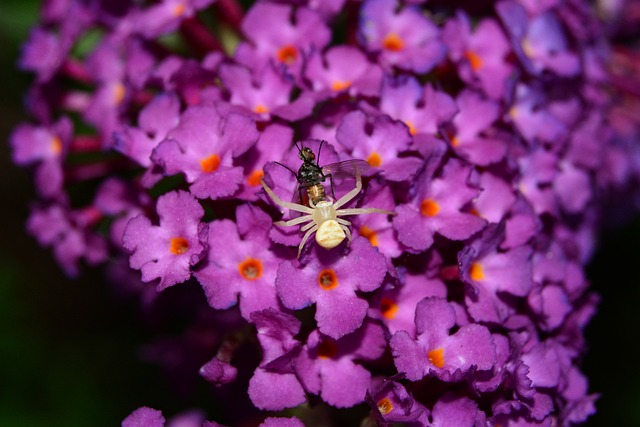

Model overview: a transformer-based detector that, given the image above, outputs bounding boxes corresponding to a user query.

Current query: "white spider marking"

[261,171,396,258]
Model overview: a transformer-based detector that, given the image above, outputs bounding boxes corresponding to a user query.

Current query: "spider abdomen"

[316,220,346,249]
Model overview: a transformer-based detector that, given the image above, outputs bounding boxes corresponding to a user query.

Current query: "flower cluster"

[10,0,640,426]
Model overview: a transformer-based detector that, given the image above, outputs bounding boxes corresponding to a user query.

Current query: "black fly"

[276,140,370,208]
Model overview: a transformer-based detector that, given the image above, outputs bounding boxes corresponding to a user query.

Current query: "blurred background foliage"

[0,0,639,426]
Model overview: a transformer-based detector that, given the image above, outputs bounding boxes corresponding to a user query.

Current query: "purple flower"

[305,46,382,98]
[194,205,281,319]
[114,92,182,167]
[497,1,581,77]
[366,377,428,425]
[275,237,387,339]
[336,110,423,182]
[151,105,259,199]
[378,76,457,138]
[235,2,331,76]
[259,417,304,427]
[359,0,445,73]
[122,190,208,289]
[459,224,533,323]
[393,159,487,252]
[449,89,508,166]
[443,12,515,100]
[294,320,386,407]
[247,308,306,410]
[122,407,165,427]
[390,297,496,381]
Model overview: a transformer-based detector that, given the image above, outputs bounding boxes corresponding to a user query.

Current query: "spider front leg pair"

[261,171,396,258]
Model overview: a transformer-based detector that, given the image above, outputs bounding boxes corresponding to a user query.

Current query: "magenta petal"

[315,290,369,339]
[390,330,429,381]
[122,407,165,427]
[248,369,307,411]
[320,358,371,408]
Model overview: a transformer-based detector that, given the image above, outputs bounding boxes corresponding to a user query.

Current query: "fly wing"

[320,159,370,200]
[321,159,370,180]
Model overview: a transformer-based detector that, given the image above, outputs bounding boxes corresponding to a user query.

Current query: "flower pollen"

[382,33,404,51]
[276,44,298,65]
[50,136,63,155]
[464,50,483,71]
[377,397,394,415]
[172,3,187,17]
[169,237,189,255]
[420,199,440,217]
[331,80,352,91]
[428,347,445,368]
[380,296,398,319]
[238,257,263,280]
[246,169,264,186]
[316,338,338,359]
[254,104,269,114]
[113,82,126,105]
[200,154,221,173]
[470,262,485,281]
[359,225,379,247]
[318,269,339,290]
[404,120,417,136]
[367,151,382,167]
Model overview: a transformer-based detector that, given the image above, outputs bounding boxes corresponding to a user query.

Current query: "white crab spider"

[261,171,395,258]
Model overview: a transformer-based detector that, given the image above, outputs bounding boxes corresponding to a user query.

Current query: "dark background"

[0,1,638,426]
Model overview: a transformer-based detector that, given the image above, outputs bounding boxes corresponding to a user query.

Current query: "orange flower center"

[172,3,186,17]
[316,339,338,359]
[318,269,339,290]
[246,169,264,187]
[359,226,379,247]
[331,80,352,91]
[420,199,440,217]
[464,50,483,71]
[169,237,189,255]
[254,104,269,114]
[200,154,221,173]
[382,33,404,51]
[469,262,485,281]
[276,44,298,64]
[367,151,382,167]
[113,82,126,105]
[428,347,445,368]
[404,120,417,136]
[50,136,63,155]
[380,296,398,320]
[238,258,263,280]
[377,397,394,415]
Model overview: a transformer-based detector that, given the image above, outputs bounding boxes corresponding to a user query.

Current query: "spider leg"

[334,171,363,209]
[261,178,314,214]
[340,224,352,244]
[301,220,317,232]
[275,215,314,227]
[336,218,351,226]
[336,207,396,216]
[298,224,319,258]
